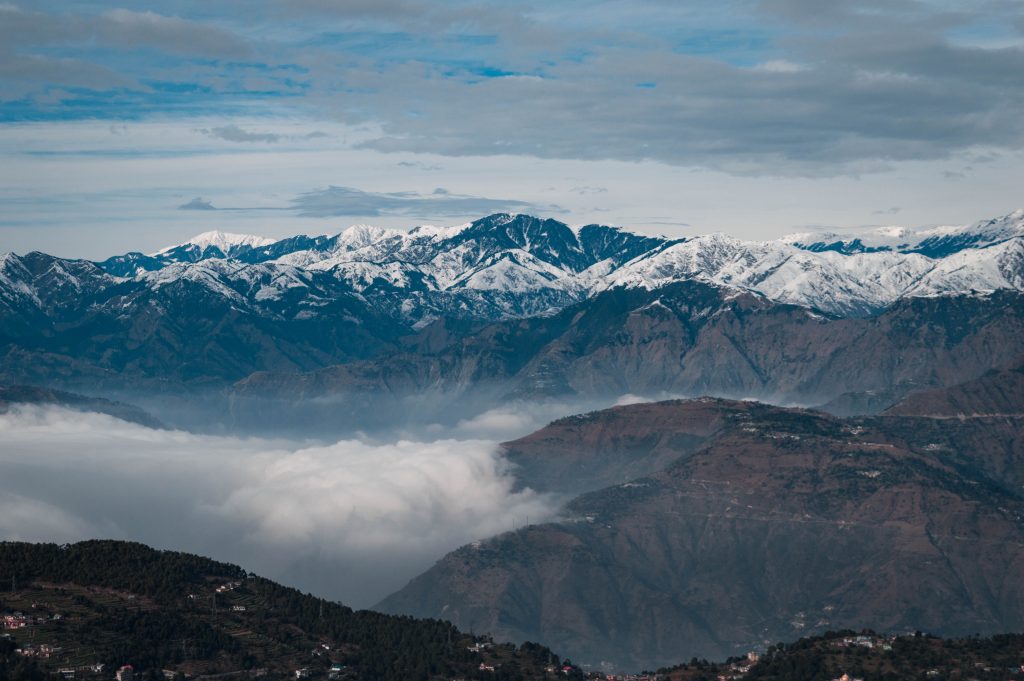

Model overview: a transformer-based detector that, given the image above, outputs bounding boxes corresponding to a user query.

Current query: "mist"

[0,405,559,608]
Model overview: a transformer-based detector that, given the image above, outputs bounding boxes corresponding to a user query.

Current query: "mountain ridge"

[3,211,1024,431]
[377,379,1024,668]
[5,210,1022,327]
[231,283,1024,428]
[0,540,562,681]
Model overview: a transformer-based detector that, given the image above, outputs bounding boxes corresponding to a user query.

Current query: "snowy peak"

[453,214,590,271]
[607,212,1024,316]
[42,208,1021,325]
[910,209,1024,258]
[338,224,402,250]
[156,230,276,256]
[407,221,474,240]
[576,223,671,265]
[782,209,1024,257]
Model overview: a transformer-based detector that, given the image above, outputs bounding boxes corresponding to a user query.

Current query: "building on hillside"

[2,613,27,629]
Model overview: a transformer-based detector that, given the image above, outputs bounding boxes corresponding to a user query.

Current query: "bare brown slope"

[503,398,776,497]
[884,360,1024,417]
[377,400,1024,670]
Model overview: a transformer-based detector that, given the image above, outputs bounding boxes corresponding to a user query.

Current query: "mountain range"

[101,209,1024,319]
[2,211,1023,430]
[21,209,1024,324]
[6,211,1024,671]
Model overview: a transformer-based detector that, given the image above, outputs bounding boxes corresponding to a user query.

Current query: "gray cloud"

[340,40,1024,175]
[274,0,539,40]
[757,0,962,29]
[872,206,902,215]
[179,197,216,210]
[5,0,1024,176]
[199,125,283,143]
[0,51,132,103]
[273,0,1024,175]
[292,185,564,218]
[96,9,251,58]
[0,4,250,103]
[397,160,444,171]
[0,5,249,58]
[0,406,557,608]
[195,126,330,144]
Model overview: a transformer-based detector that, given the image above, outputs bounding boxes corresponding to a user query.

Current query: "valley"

[3,211,1024,673]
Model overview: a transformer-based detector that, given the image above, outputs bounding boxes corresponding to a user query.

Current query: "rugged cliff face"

[377,381,1024,670]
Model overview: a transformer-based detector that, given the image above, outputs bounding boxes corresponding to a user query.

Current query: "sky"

[1,0,1023,258]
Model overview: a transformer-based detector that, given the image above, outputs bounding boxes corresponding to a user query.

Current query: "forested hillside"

[0,541,561,681]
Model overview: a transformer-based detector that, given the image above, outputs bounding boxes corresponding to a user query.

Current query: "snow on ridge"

[870,226,911,239]
[780,209,1024,254]
[0,252,41,304]
[154,230,276,255]
[123,215,1023,318]
[600,232,982,315]
[408,221,474,240]
[339,224,402,248]
[0,252,20,269]
[4,209,1018,324]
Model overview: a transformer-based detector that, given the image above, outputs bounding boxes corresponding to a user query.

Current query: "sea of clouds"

[0,405,559,608]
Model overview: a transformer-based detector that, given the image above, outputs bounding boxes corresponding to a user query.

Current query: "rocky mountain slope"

[2,210,1022,338]
[501,398,755,498]
[232,282,1024,432]
[0,250,407,388]
[377,373,1024,669]
[883,360,1024,417]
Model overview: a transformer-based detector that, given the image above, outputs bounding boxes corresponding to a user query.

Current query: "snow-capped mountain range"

[2,210,1023,330]
[3,210,1024,427]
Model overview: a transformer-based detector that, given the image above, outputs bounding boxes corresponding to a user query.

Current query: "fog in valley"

[0,404,567,608]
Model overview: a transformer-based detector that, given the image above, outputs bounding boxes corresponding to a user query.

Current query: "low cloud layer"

[292,185,563,218]
[168,185,561,220]
[0,406,557,608]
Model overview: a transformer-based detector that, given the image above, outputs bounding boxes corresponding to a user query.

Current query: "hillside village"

[8,585,1024,681]
[5,529,1024,681]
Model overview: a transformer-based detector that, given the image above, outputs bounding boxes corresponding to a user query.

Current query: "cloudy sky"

[1,0,1023,258]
